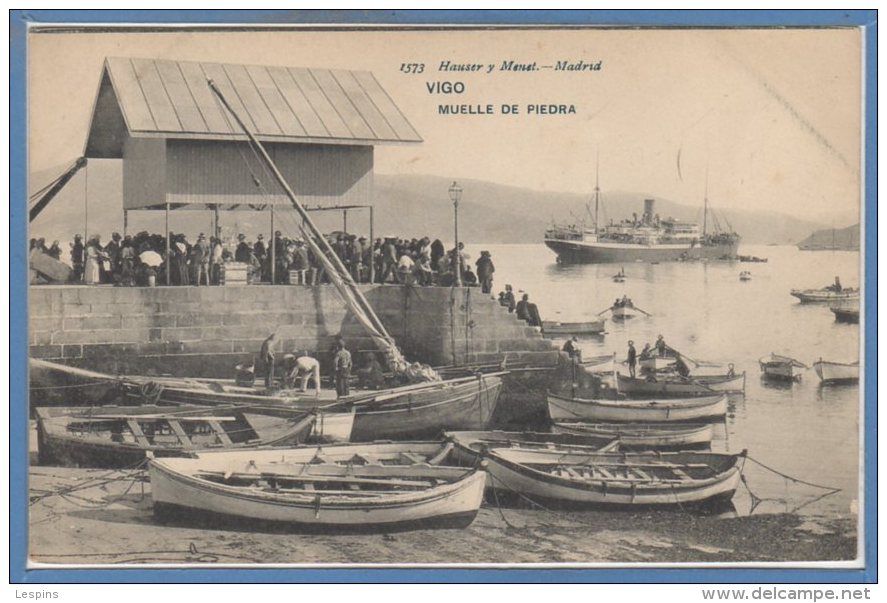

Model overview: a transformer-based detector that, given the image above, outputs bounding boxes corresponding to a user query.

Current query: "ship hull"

[544,239,739,264]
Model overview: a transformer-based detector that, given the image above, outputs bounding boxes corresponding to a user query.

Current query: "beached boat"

[148,445,486,532]
[830,306,860,324]
[616,373,718,398]
[35,405,319,468]
[790,288,859,303]
[455,446,744,507]
[759,354,807,382]
[547,392,728,423]
[349,373,504,441]
[812,359,859,384]
[550,421,715,450]
[542,319,606,337]
[446,430,620,456]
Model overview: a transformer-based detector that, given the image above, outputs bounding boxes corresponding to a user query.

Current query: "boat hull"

[547,392,728,423]
[616,373,717,398]
[830,307,860,323]
[694,372,746,393]
[350,375,503,441]
[545,238,739,264]
[790,290,859,303]
[456,447,742,508]
[813,361,859,384]
[550,421,714,450]
[35,405,319,468]
[148,458,486,532]
[542,320,606,336]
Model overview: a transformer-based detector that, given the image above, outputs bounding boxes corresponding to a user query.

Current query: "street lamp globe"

[448,181,463,206]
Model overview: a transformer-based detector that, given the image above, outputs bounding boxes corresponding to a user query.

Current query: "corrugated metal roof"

[94,57,422,149]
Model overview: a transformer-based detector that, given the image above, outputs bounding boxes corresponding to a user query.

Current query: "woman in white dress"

[84,236,102,284]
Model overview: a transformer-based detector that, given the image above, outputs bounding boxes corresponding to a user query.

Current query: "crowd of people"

[30,230,498,291]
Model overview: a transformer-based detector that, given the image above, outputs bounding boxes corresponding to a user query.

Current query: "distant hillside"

[29,162,834,247]
[797,223,860,251]
[374,174,831,245]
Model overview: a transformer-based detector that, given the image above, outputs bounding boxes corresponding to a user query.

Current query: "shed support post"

[123,209,128,237]
[343,209,348,233]
[271,205,276,285]
[165,202,170,286]
[369,206,375,285]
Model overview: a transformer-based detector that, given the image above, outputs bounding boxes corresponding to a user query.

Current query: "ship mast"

[702,164,709,238]
[593,152,601,233]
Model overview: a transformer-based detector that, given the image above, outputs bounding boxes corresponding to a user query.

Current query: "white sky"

[28,27,862,222]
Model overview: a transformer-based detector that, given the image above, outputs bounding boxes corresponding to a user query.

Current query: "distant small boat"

[738,255,768,263]
[739,271,752,281]
[830,305,860,324]
[790,288,859,303]
[542,319,606,337]
[759,353,808,382]
[812,359,859,384]
[148,442,486,532]
[36,405,319,468]
[550,421,715,450]
[454,447,744,508]
[547,392,728,423]
[612,268,627,283]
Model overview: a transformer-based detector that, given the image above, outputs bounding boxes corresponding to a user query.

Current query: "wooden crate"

[220,262,249,286]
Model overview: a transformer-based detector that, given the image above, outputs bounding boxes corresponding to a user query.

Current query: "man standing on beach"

[260,332,280,389]
[333,340,353,398]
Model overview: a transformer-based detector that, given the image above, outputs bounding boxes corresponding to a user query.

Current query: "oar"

[631,305,653,316]
[596,306,614,316]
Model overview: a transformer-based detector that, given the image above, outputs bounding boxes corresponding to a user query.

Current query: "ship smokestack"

[643,199,655,225]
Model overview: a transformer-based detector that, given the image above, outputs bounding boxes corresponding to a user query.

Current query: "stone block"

[31,330,53,345]
[61,344,84,358]
[50,329,122,345]
[30,344,63,359]
[62,314,122,330]
[181,340,234,354]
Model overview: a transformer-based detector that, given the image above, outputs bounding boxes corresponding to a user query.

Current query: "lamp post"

[448,181,463,287]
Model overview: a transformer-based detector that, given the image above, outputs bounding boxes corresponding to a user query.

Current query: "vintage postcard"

[15,12,873,579]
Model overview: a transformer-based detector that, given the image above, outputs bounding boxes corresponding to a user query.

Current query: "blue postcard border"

[9,9,877,584]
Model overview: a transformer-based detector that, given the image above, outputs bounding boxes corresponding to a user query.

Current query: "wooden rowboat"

[759,353,807,382]
[148,443,486,532]
[35,405,320,468]
[446,430,620,456]
[349,374,503,441]
[790,288,859,303]
[542,319,606,337]
[616,373,717,398]
[618,372,745,395]
[453,446,744,508]
[611,305,637,320]
[550,421,715,450]
[547,392,728,423]
[830,306,860,324]
[692,372,746,394]
[812,359,859,384]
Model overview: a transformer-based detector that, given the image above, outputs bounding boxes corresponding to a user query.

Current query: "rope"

[745,455,842,492]
[30,459,148,506]
[32,542,264,565]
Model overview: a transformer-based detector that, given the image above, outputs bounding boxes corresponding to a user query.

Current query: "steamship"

[544,175,740,264]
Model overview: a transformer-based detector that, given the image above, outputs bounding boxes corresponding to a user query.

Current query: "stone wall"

[29,284,559,378]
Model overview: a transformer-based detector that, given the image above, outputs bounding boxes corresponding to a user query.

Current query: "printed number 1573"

[400,63,425,74]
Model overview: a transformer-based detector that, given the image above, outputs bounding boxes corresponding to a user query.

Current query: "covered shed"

[86,57,422,211]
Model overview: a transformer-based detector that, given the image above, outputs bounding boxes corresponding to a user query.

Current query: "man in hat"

[333,339,353,398]
[627,340,637,378]
[253,233,267,281]
[235,233,252,263]
[475,250,495,294]
[502,284,516,313]
[379,236,398,283]
[193,233,211,286]
[103,232,122,284]
[350,236,365,282]
[70,234,84,282]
